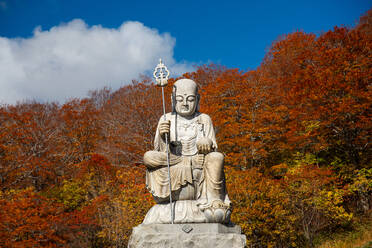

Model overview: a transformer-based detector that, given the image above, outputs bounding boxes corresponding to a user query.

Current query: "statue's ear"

[196,93,200,112]
[171,85,177,113]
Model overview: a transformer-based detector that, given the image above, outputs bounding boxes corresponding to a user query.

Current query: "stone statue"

[129,61,245,247]
[142,78,231,224]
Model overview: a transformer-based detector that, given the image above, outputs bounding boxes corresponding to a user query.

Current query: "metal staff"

[153,59,174,224]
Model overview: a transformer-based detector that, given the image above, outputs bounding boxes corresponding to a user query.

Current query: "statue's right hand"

[159,120,170,138]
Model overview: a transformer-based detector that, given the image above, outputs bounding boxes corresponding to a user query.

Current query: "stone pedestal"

[128,223,246,248]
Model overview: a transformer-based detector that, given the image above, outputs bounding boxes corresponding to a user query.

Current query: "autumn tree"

[0,188,67,247]
[0,9,370,248]
[96,79,165,168]
[0,102,62,191]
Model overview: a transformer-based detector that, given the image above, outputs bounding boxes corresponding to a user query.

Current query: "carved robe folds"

[143,112,231,224]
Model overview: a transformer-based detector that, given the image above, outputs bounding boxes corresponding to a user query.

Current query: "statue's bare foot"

[197,199,229,210]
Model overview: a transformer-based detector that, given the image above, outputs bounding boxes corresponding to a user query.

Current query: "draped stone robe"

[145,112,220,203]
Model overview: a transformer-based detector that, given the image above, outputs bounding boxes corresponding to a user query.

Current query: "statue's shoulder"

[160,112,174,121]
[159,112,213,124]
[196,112,213,124]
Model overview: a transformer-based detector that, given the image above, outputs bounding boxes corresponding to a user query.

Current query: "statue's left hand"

[195,154,205,166]
[197,137,213,154]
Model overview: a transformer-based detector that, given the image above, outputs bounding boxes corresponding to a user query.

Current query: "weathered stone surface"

[129,73,247,247]
[128,223,246,248]
[143,200,206,224]
[143,78,232,224]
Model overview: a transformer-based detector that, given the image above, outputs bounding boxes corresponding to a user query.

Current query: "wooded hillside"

[0,9,371,248]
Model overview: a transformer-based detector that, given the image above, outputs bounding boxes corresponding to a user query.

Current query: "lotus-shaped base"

[199,200,232,224]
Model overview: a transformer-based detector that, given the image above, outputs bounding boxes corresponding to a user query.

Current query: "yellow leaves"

[314,189,353,224]
[226,167,300,246]
[56,179,88,211]
[348,168,372,194]
[227,164,354,247]
[302,120,321,134]
[94,176,153,247]
[0,11,370,247]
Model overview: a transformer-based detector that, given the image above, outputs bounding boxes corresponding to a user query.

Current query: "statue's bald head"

[173,79,198,94]
[172,79,199,117]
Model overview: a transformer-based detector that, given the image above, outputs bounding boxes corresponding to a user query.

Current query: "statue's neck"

[176,112,197,121]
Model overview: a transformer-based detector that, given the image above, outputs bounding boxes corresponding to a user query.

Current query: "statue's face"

[174,81,198,117]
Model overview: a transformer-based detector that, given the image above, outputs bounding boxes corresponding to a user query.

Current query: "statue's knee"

[206,152,224,164]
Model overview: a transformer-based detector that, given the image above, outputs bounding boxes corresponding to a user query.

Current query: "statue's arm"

[200,114,218,151]
[153,116,163,151]
[154,114,170,152]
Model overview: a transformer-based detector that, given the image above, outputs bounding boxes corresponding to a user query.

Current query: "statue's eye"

[175,96,183,102]
[187,96,195,102]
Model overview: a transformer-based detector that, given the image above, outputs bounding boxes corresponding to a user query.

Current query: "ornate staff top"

[153,58,170,87]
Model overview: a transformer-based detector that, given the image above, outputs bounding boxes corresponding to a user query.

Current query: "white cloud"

[0,19,192,104]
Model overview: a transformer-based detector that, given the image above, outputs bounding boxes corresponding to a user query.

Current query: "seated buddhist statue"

[143,78,231,224]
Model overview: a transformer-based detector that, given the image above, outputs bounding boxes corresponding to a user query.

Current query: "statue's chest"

[171,118,203,156]
[177,119,198,139]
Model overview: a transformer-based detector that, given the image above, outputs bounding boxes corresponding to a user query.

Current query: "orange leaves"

[0,99,105,191]
[0,102,62,191]
[59,99,103,164]
[0,79,160,246]
[0,9,370,248]
[0,188,67,247]
[255,20,371,166]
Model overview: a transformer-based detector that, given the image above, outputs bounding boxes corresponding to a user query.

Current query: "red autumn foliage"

[0,188,67,248]
[0,8,371,248]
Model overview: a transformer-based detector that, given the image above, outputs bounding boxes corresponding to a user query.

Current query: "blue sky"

[0,0,370,103]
